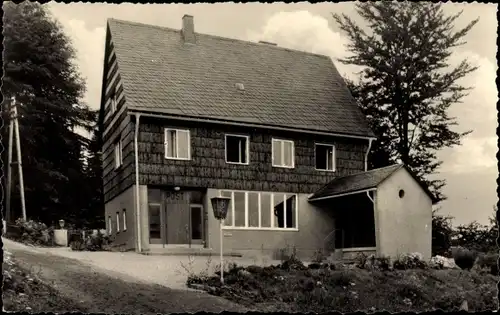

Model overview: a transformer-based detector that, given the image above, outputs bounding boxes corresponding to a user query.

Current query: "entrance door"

[148,203,164,244]
[165,191,191,244]
[190,204,204,245]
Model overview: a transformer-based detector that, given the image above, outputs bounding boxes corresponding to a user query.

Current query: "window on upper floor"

[225,134,249,164]
[315,143,336,171]
[114,138,123,169]
[164,128,190,160]
[272,138,294,168]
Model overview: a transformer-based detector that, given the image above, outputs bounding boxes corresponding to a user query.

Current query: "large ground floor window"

[220,190,298,230]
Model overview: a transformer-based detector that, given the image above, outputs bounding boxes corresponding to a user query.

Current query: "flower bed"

[187,255,498,313]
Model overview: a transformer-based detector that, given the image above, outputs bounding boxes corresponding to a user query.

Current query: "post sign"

[210,196,231,285]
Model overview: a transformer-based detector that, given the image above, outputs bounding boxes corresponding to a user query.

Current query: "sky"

[45,2,498,226]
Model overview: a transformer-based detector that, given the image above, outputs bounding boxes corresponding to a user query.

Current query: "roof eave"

[308,187,377,202]
[127,107,377,141]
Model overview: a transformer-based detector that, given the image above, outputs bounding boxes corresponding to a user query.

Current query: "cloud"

[441,136,497,173]
[438,50,498,173]
[245,10,363,80]
[55,16,106,110]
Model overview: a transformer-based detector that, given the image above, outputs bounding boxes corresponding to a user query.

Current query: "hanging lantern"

[211,197,231,220]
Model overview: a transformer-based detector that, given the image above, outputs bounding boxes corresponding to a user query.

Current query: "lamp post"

[210,195,231,285]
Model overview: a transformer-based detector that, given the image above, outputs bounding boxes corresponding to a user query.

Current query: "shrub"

[354,252,369,269]
[429,255,457,269]
[395,278,425,301]
[69,230,109,251]
[278,245,306,271]
[84,231,110,251]
[327,270,353,287]
[452,247,477,271]
[70,239,86,251]
[432,209,454,257]
[393,252,427,270]
[365,254,392,271]
[11,218,54,246]
[311,249,326,263]
[475,252,498,275]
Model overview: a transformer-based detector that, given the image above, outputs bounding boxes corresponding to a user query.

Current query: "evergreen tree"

[81,127,104,228]
[334,2,478,201]
[2,2,96,224]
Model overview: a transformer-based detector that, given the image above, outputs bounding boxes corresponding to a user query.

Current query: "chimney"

[181,15,195,44]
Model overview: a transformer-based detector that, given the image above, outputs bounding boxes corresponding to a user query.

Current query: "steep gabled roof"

[106,18,375,138]
[309,164,438,204]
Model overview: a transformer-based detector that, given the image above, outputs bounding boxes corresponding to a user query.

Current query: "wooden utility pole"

[6,96,27,222]
[5,101,14,223]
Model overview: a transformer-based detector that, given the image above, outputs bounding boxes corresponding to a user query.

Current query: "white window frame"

[164,128,191,160]
[272,138,295,168]
[315,143,336,172]
[114,139,123,169]
[108,216,112,235]
[225,134,250,165]
[122,210,127,231]
[219,189,299,231]
[116,212,120,233]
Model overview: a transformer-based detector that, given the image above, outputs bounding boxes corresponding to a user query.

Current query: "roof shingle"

[107,18,375,138]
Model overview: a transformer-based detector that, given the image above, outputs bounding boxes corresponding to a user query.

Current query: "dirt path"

[4,241,249,314]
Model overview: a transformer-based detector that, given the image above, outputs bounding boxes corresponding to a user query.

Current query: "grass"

[185,260,498,313]
[2,250,88,313]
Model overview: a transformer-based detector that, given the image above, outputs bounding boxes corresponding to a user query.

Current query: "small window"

[110,88,117,113]
[122,210,127,231]
[225,135,249,164]
[116,212,120,232]
[272,139,294,168]
[165,128,190,160]
[315,144,336,171]
[108,216,112,235]
[114,139,123,169]
[399,189,405,198]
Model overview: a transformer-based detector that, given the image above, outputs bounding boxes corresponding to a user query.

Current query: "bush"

[432,209,454,257]
[452,247,477,271]
[393,252,427,270]
[278,245,306,271]
[311,249,327,263]
[429,255,457,269]
[365,254,392,271]
[11,218,54,246]
[354,252,369,269]
[69,230,109,251]
[475,252,498,275]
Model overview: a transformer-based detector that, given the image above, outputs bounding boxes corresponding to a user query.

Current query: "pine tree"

[2,2,96,224]
[334,2,478,201]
